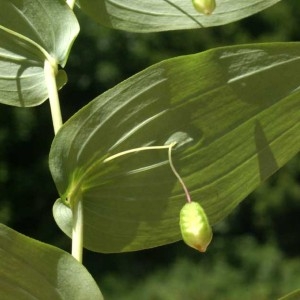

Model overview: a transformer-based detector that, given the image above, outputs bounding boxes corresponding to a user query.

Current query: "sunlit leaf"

[0,224,103,300]
[50,42,300,253]
[0,0,79,107]
[76,0,281,32]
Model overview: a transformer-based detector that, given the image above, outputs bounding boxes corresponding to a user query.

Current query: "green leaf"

[0,0,79,107]
[50,42,300,253]
[0,224,103,300]
[76,0,281,32]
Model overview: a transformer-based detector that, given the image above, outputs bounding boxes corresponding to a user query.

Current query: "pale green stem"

[66,0,76,10]
[71,198,84,263]
[168,143,192,203]
[44,60,63,135]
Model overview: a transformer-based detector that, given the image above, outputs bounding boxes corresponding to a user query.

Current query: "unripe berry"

[192,0,216,15]
[180,201,213,252]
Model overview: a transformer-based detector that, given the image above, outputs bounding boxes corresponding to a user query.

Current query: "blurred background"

[1,0,300,299]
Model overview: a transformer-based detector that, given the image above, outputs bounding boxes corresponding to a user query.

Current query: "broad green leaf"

[0,224,103,300]
[50,42,300,253]
[0,0,79,107]
[76,0,281,32]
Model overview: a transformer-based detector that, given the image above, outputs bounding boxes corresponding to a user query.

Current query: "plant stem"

[44,60,63,135]
[168,143,192,203]
[66,0,76,10]
[71,198,84,263]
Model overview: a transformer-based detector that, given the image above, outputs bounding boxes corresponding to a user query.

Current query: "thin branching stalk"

[69,142,191,262]
[44,59,63,135]
[168,143,192,203]
[104,145,173,162]
[104,142,192,203]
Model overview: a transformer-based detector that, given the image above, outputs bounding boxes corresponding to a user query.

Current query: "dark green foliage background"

[0,0,299,298]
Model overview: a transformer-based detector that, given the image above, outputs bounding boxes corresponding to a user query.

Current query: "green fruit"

[192,0,216,15]
[180,201,213,252]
